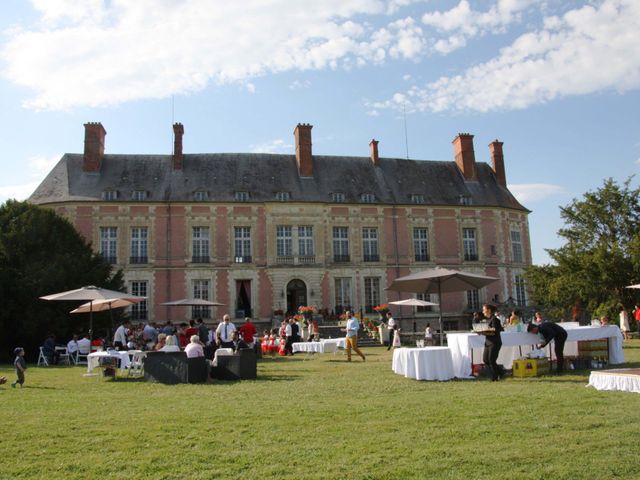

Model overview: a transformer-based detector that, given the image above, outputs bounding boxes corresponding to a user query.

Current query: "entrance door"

[286,279,307,315]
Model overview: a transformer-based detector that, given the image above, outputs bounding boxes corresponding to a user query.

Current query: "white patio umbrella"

[70,297,144,314]
[160,298,225,306]
[389,299,439,307]
[40,285,146,339]
[387,268,498,345]
[625,284,640,289]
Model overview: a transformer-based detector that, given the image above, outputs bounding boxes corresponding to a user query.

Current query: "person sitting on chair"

[42,334,59,365]
[185,335,205,358]
[230,331,249,353]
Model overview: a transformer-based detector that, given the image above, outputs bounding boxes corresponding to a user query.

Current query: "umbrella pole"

[438,281,443,346]
[89,301,93,342]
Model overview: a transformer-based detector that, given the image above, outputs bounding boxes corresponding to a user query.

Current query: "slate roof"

[28,153,528,211]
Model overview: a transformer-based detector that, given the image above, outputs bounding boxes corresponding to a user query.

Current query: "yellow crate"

[512,358,550,377]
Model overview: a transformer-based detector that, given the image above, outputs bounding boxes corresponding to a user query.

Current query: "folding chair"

[56,347,71,365]
[127,351,146,377]
[37,347,49,367]
[75,349,89,365]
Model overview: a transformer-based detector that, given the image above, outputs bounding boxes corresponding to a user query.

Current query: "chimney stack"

[452,133,476,181]
[83,122,106,172]
[369,139,380,166]
[294,123,313,177]
[489,140,506,187]
[173,123,184,170]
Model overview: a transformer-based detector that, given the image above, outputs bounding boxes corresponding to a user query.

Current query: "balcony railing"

[333,254,350,263]
[276,256,294,264]
[363,254,379,262]
[191,255,210,264]
[298,255,315,264]
[464,253,479,261]
[130,256,148,264]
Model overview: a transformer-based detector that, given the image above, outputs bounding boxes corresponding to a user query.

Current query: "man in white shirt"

[386,312,396,350]
[215,314,236,348]
[344,311,366,362]
[67,334,79,355]
[113,320,130,349]
[77,335,91,354]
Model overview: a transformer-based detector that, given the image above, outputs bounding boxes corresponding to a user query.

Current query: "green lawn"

[2,342,640,480]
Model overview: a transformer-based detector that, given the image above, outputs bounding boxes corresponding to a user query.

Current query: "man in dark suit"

[230,331,249,353]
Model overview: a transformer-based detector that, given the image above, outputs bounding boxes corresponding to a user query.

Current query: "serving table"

[392,346,455,381]
[447,325,624,378]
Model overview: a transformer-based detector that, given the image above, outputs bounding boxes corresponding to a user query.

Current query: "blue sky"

[1,0,639,265]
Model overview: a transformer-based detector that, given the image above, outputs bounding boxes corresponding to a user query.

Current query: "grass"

[1,342,640,480]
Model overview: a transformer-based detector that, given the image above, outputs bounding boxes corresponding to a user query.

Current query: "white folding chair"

[127,351,146,377]
[37,347,49,367]
[56,346,71,365]
[75,349,90,365]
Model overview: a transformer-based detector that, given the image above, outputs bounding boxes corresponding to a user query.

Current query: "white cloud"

[2,0,431,110]
[374,0,640,113]
[422,0,536,54]
[289,79,312,90]
[250,139,293,154]
[509,183,565,203]
[245,83,256,94]
[0,154,60,203]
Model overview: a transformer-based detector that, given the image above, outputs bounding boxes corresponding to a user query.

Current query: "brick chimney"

[83,122,106,172]
[173,123,184,170]
[294,123,313,177]
[489,140,506,187]
[452,133,476,181]
[369,139,379,167]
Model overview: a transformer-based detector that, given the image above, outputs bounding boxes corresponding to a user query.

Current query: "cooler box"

[512,358,550,377]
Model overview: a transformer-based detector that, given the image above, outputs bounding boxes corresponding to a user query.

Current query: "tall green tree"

[0,200,123,361]
[526,177,640,321]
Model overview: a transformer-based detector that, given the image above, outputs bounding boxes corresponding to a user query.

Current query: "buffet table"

[292,338,346,355]
[448,325,624,378]
[588,368,640,393]
[392,346,455,381]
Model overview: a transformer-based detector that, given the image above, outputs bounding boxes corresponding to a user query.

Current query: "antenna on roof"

[403,103,409,160]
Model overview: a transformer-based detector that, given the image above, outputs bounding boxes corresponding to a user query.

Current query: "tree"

[0,200,123,361]
[526,177,640,321]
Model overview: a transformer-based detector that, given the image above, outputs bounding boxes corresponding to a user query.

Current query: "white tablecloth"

[392,346,455,381]
[588,369,640,393]
[293,341,338,354]
[448,325,624,378]
[87,351,132,373]
[321,338,345,349]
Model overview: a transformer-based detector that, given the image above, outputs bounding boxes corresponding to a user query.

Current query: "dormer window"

[102,190,118,201]
[410,194,425,204]
[132,190,147,201]
[360,193,375,203]
[459,195,472,205]
[331,192,346,203]
[275,192,290,201]
[235,191,250,202]
[194,191,209,201]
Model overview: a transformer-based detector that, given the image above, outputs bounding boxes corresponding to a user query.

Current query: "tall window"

[467,289,480,311]
[276,226,293,257]
[511,230,523,263]
[463,228,478,261]
[414,228,429,262]
[416,293,433,312]
[335,278,352,314]
[192,279,211,318]
[364,277,380,313]
[234,227,252,262]
[192,227,210,263]
[333,227,349,262]
[130,227,148,263]
[514,274,527,307]
[362,227,379,262]
[100,227,117,264]
[130,281,148,320]
[298,226,314,257]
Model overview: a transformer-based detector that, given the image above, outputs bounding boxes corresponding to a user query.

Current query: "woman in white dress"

[619,306,631,340]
